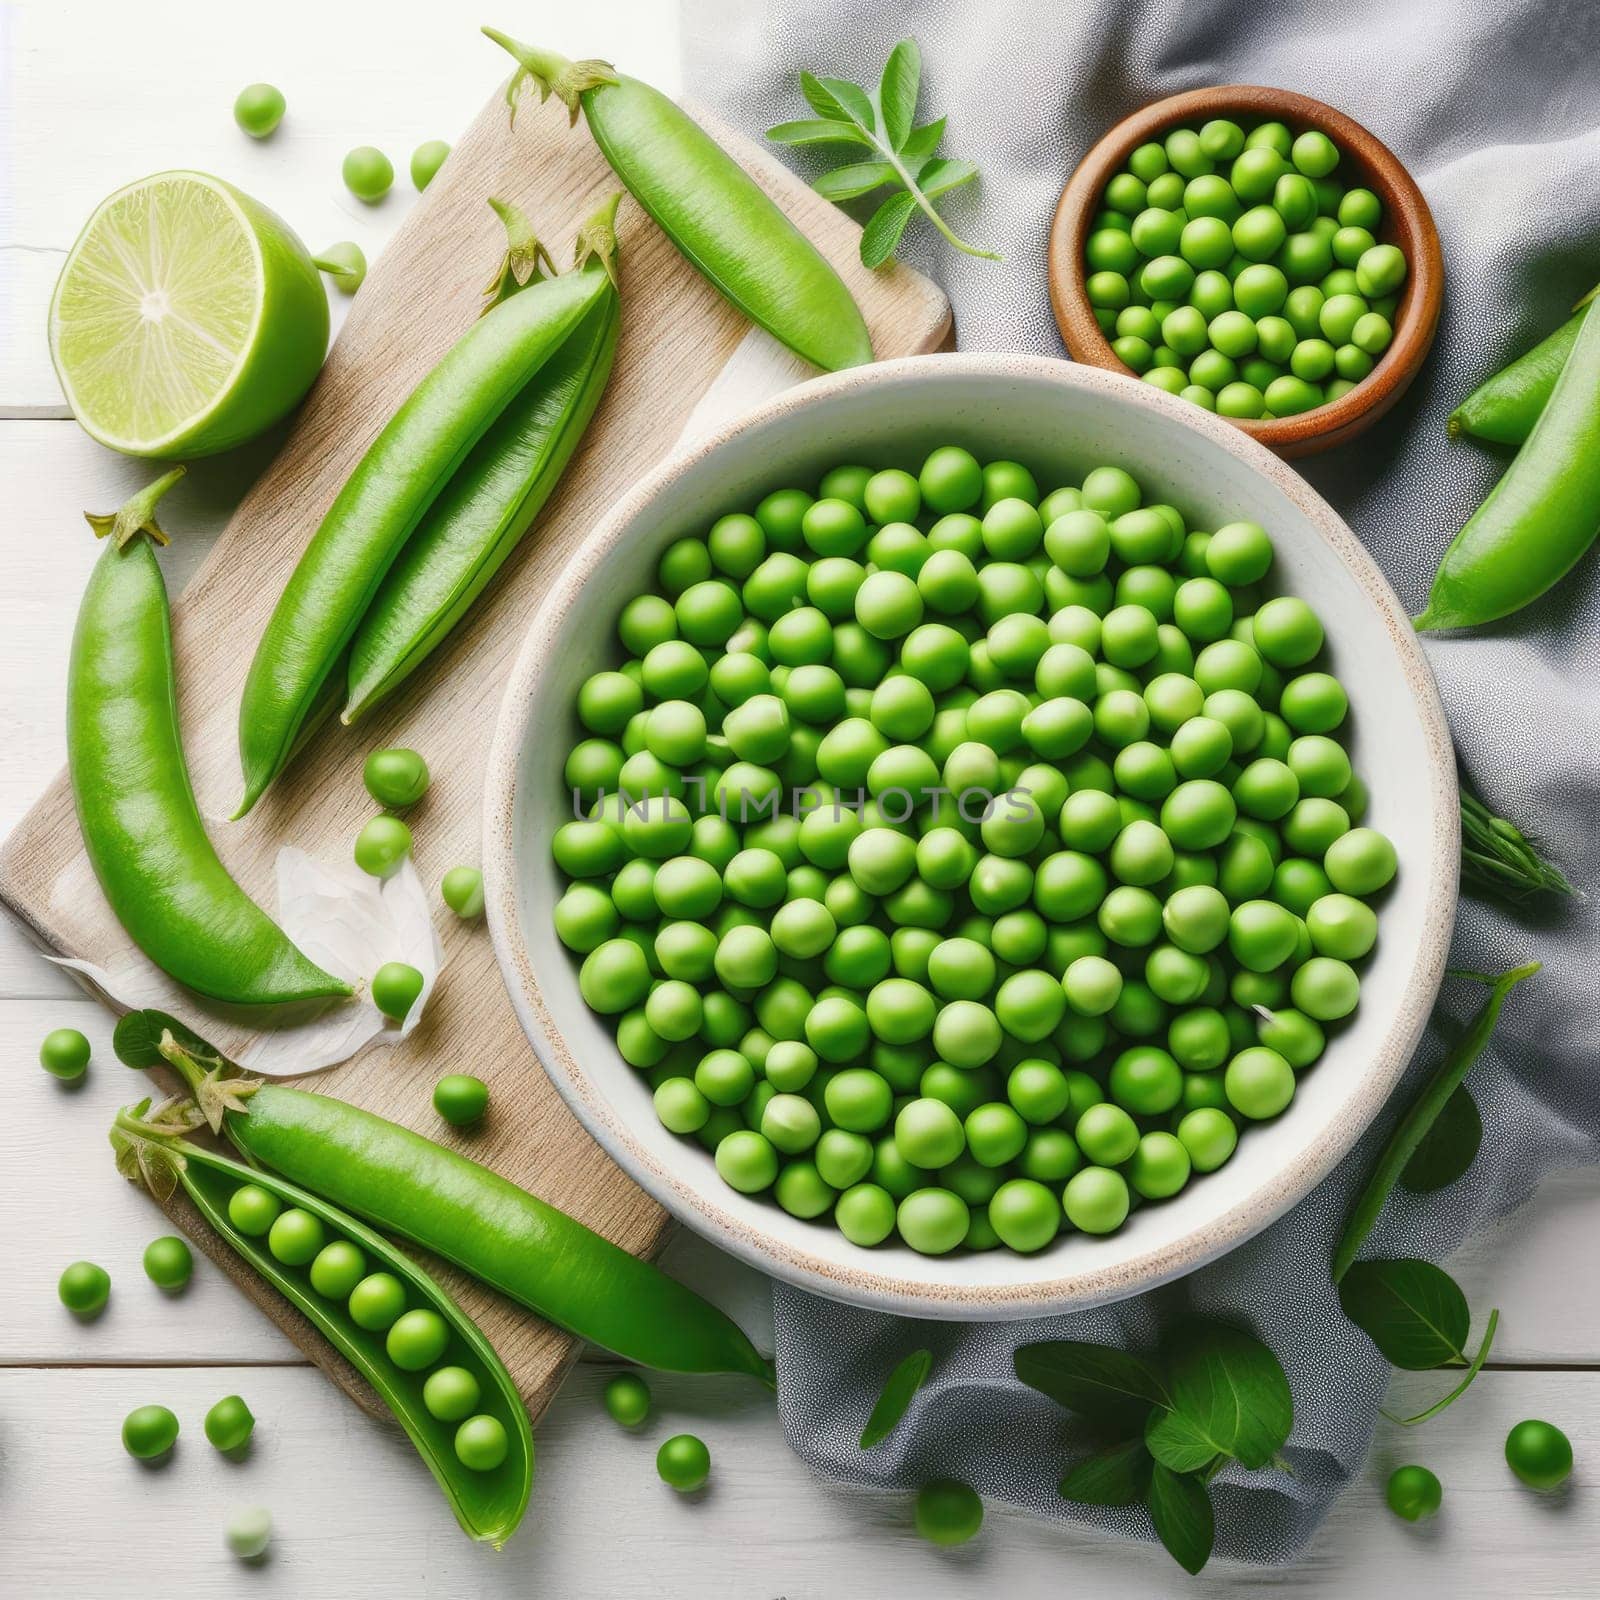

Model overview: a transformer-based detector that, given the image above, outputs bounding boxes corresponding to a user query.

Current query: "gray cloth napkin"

[682,0,1600,1562]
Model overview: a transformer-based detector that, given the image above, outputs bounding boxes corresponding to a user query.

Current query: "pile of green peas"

[225,1182,508,1472]
[551,445,1396,1256]
[1084,117,1409,418]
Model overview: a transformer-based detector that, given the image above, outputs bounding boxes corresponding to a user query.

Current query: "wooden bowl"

[1049,86,1444,458]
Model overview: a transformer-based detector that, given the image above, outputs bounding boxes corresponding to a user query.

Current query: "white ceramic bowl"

[484,353,1457,1320]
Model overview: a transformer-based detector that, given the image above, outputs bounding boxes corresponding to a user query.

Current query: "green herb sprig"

[1459,778,1573,909]
[768,40,998,269]
[1017,1320,1293,1575]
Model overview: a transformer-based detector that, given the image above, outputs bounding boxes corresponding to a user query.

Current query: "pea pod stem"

[342,196,622,721]
[136,1015,775,1387]
[70,474,348,1006]
[1332,963,1540,1281]
[1458,778,1572,908]
[483,26,873,373]
[1416,301,1600,631]
[1448,286,1598,446]
[111,1100,534,1547]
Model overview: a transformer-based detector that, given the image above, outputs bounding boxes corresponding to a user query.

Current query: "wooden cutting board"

[0,84,950,1421]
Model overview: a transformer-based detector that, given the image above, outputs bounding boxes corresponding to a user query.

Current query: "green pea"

[1225,1046,1296,1119]
[354,814,412,878]
[268,1208,326,1267]
[371,961,424,1023]
[440,866,485,920]
[348,1271,407,1331]
[1504,1419,1573,1491]
[341,145,394,203]
[426,1366,484,1423]
[143,1236,194,1291]
[309,1240,366,1300]
[204,1394,255,1453]
[227,1184,281,1237]
[410,139,451,191]
[432,1073,490,1128]
[233,83,285,139]
[657,1432,711,1491]
[385,1307,450,1371]
[39,1026,91,1080]
[225,1506,273,1560]
[602,1372,651,1427]
[122,1403,179,1460]
[1386,1464,1442,1521]
[59,1260,111,1317]
[455,1414,509,1472]
[1063,1166,1131,1233]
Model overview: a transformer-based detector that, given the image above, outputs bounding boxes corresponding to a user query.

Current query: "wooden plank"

[0,1362,1594,1597]
[0,80,948,1421]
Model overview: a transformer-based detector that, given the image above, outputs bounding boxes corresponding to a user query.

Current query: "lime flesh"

[49,171,329,458]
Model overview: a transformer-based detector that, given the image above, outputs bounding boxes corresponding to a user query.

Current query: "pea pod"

[483,26,873,373]
[1448,287,1597,446]
[1416,301,1600,631]
[236,263,611,815]
[68,471,348,1006]
[343,198,622,721]
[117,1011,776,1387]
[110,1097,533,1546]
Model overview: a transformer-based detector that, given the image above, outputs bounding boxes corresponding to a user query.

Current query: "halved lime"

[49,171,329,458]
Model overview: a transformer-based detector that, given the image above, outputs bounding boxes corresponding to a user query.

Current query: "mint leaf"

[1144,1321,1292,1472]
[766,118,870,149]
[1338,1258,1472,1370]
[1058,1438,1152,1506]
[817,76,876,134]
[876,39,920,149]
[799,71,848,121]
[1013,1340,1169,1431]
[813,162,897,202]
[859,1348,932,1449]
[899,117,946,164]
[1147,1464,1214,1575]
[859,192,916,270]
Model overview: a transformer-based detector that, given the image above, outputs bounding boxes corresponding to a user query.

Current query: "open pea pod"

[342,197,623,722]
[111,1098,534,1548]
[483,27,872,373]
[116,1010,775,1387]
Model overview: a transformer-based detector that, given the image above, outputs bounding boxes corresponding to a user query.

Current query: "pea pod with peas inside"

[115,1010,775,1385]
[110,1095,532,1546]
[1417,297,1600,630]
[235,251,614,814]
[482,26,872,373]
[67,470,348,1006]
[342,196,623,721]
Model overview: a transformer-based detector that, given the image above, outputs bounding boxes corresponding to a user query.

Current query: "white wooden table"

[2,3,1594,1593]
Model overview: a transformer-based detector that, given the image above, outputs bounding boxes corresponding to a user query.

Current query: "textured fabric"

[682,0,1600,1562]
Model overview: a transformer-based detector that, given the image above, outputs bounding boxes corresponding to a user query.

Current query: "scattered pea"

[657,1432,711,1491]
[39,1026,92,1080]
[410,140,451,191]
[205,1395,256,1454]
[342,145,394,203]
[441,865,486,919]
[915,1478,984,1545]
[371,961,424,1022]
[433,1073,490,1127]
[143,1236,194,1291]
[224,1505,272,1560]
[354,814,412,878]
[232,83,285,139]
[122,1403,179,1461]
[59,1260,110,1317]
[1504,1419,1573,1491]
[363,747,429,808]
[603,1372,652,1426]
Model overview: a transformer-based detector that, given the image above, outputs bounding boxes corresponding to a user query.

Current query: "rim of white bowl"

[483,352,1459,1320]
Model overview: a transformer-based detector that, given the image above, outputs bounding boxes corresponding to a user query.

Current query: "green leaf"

[1143,1321,1293,1472]
[860,1347,933,1449]
[1058,1438,1152,1505]
[1147,1464,1214,1575]
[1013,1340,1169,1431]
[767,118,870,148]
[813,161,897,202]
[818,76,876,134]
[1382,1307,1499,1426]
[799,71,849,121]
[113,1009,229,1072]
[917,157,978,199]
[899,117,946,163]
[859,191,917,269]
[877,38,920,149]
[1337,1259,1472,1370]
[1401,1085,1482,1193]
